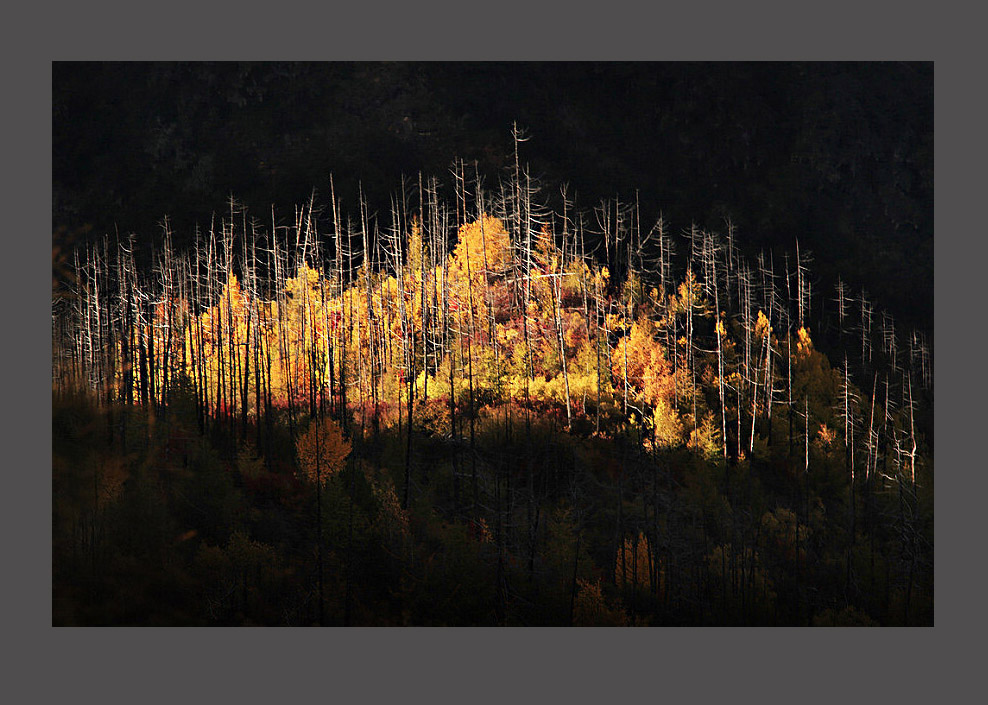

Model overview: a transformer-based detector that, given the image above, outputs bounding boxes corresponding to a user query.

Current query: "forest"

[51,136,933,626]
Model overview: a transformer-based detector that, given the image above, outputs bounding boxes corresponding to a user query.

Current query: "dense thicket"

[52,153,932,626]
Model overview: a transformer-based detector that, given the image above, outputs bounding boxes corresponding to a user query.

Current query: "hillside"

[51,165,933,626]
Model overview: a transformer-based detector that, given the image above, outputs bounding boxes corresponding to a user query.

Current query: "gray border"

[29,2,957,703]
[44,3,940,60]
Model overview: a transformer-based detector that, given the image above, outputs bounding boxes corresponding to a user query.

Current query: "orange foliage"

[295,417,351,485]
[610,316,675,408]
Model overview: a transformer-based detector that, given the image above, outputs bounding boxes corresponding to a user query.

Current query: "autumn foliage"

[295,417,351,485]
[52,169,932,626]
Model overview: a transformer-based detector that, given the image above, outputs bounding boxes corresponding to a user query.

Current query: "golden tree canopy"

[295,417,351,485]
[450,215,512,282]
[611,317,675,408]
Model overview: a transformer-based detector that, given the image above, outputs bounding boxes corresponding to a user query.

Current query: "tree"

[295,416,351,624]
[296,416,351,485]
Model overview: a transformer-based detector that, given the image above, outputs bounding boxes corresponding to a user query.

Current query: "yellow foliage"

[605,313,624,332]
[452,215,511,276]
[754,309,771,339]
[217,274,249,321]
[649,399,684,448]
[674,269,709,316]
[687,411,722,459]
[447,215,512,327]
[615,532,655,592]
[796,326,813,357]
[284,263,322,300]
[295,417,351,485]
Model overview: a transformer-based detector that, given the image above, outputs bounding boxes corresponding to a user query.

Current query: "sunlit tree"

[295,416,351,624]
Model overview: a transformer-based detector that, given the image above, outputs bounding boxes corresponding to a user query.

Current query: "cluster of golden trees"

[54,206,688,448]
[52,175,928,485]
[52,155,933,625]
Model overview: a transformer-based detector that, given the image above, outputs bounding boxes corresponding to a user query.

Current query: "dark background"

[52,62,932,331]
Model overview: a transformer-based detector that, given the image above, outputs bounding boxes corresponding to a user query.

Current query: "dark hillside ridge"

[53,63,932,331]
